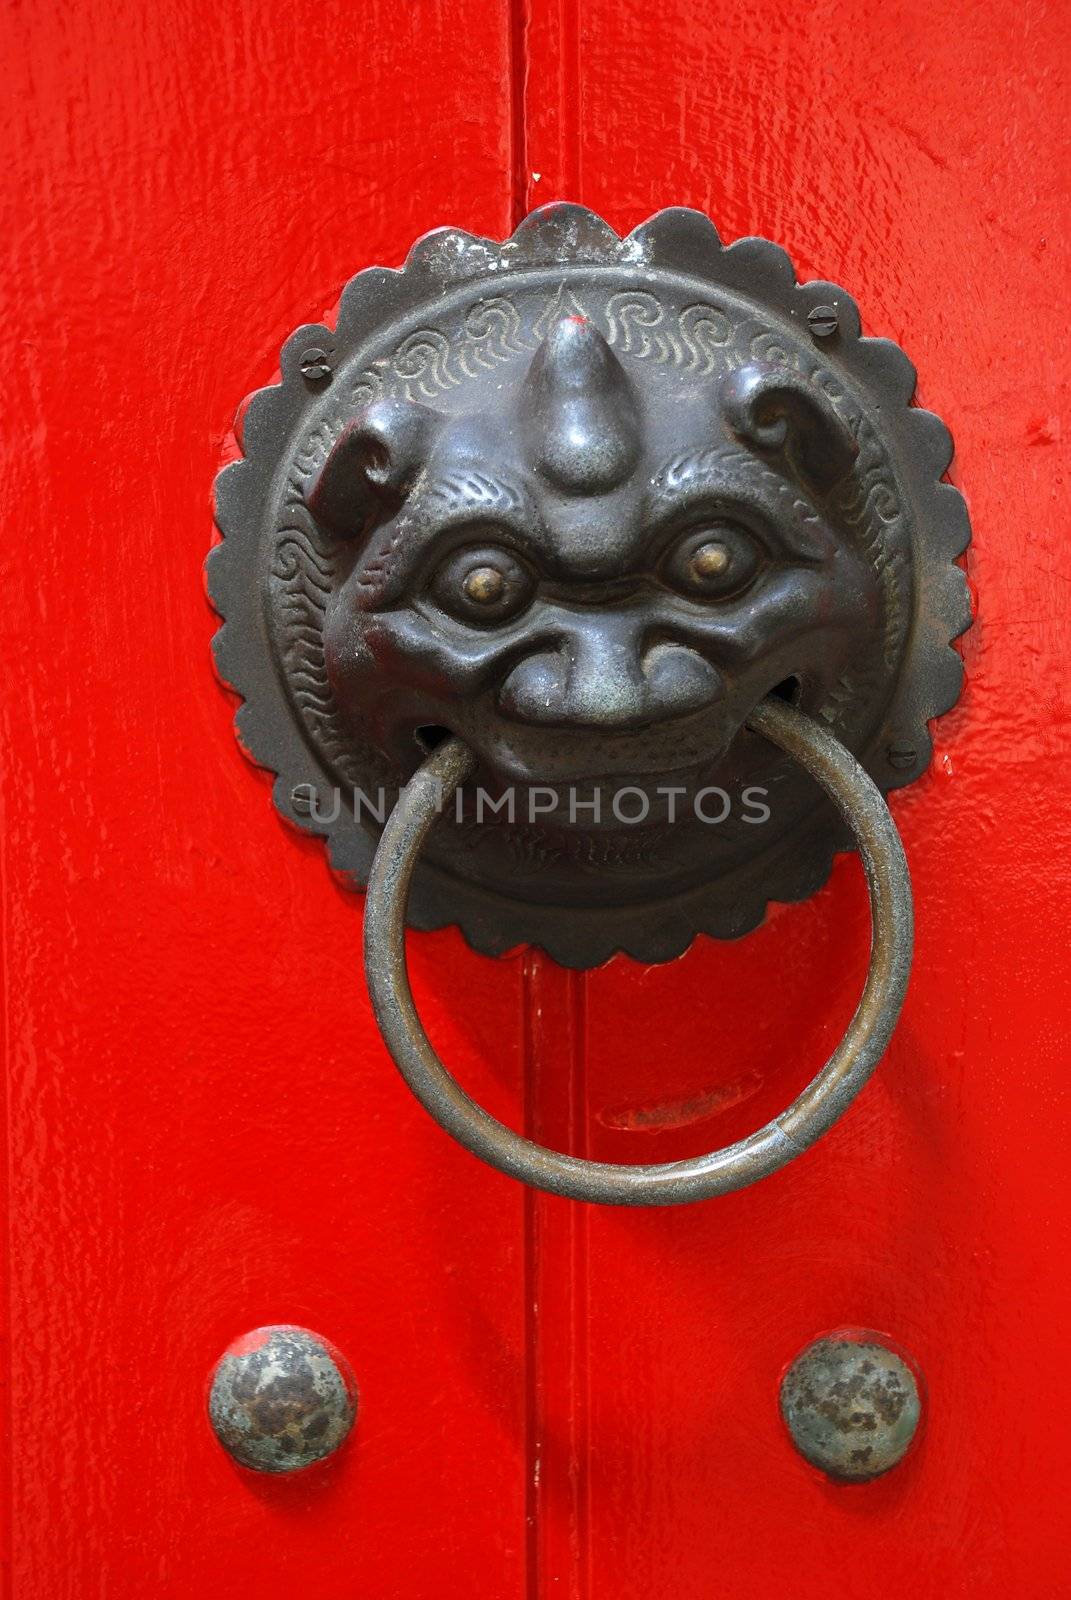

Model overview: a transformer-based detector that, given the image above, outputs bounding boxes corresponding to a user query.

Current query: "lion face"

[310,315,878,807]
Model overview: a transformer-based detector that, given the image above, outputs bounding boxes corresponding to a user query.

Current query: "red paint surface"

[2,1,1069,1595]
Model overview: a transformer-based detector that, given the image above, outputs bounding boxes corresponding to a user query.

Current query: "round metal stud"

[208,1325,358,1474]
[806,303,840,338]
[780,1332,922,1481]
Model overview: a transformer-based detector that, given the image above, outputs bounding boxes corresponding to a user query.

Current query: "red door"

[2,2,1068,1595]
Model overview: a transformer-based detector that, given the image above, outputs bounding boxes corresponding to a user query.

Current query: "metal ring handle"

[364,699,914,1206]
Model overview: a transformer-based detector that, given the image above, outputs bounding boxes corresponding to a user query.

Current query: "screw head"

[290,783,316,816]
[806,304,839,339]
[780,1332,922,1481]
[298,346,332,382]
[886,740,918,771]
[208,1325,358,1474]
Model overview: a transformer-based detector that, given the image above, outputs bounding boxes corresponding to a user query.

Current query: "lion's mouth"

[416,713,735,789]
[409,674,805,789]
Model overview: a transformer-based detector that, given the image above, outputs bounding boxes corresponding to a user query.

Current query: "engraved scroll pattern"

[267,425,368,788]
[605,290,732,372]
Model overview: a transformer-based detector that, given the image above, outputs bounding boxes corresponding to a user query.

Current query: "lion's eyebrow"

[353,469,540,607]
[643,446,831,563]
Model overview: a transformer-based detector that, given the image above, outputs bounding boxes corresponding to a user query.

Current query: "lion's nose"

[498,625,721,730]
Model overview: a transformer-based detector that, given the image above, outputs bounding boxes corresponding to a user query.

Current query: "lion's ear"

[721,363,859,493]
[305,398,440,538]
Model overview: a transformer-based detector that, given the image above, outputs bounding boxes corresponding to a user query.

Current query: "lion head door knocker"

[209,205,970,1204]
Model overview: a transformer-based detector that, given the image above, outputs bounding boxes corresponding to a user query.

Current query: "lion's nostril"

[414,724,452,752]
[498,642,720,729]
[498,651,569,724]
[642,644,721,719]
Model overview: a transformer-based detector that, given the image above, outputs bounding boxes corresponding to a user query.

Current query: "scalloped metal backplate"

[208,204,971,968]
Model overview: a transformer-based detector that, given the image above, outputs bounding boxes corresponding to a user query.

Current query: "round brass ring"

[363,699,914,1206]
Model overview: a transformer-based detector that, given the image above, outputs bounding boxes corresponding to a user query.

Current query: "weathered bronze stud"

[208,1325,358,1474]
[780,1333,922,1481]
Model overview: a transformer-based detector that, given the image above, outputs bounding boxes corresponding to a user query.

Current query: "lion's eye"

[429,544,536,625]
[662,521,763,601]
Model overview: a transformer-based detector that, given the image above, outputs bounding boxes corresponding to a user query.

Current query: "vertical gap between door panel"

[509,0,530,226]
[522,954,591,1600]
[510,0,583,214]
[513,6,590,1592]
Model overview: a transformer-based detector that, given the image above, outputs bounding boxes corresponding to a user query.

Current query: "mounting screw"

[290,783,316,816]
[208,1325,358,1474]
[780,1333,922,1482]
[298,346,333,382]
[806,304,839,339]
[886,740,917,770]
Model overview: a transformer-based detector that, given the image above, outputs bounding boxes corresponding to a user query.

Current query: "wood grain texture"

[2,0,1070,1595]
[523,0,1071,1594]
[0,2,528,1595]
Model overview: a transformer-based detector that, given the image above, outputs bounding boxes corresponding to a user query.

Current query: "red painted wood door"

[2,2,1067,1596]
